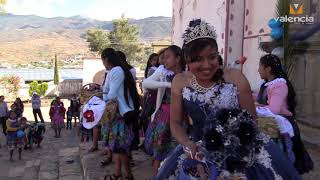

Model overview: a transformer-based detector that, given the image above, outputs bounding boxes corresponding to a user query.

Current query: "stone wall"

[292,38,320,127]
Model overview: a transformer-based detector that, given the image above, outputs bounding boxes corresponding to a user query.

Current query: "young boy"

[66,107,72,130]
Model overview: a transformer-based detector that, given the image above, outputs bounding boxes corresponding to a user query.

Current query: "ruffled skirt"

[155,142,301,180]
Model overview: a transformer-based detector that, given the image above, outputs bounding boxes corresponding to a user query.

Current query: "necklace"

[190,76,216,93]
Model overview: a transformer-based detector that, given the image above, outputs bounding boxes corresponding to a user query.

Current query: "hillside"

[0,14,171,65]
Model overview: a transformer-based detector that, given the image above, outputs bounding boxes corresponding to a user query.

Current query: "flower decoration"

[83,110,94,122]
[200,108,266,174]
[204,128,223,151]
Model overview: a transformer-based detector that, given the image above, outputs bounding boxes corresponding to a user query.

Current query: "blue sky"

[4,0,172,20]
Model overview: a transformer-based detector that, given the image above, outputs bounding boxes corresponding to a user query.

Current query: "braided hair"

[101,48,140,112]
[182,19,224,83]
[258,54,297,115]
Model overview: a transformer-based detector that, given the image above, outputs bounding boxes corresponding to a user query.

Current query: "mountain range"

[0,14,172,65]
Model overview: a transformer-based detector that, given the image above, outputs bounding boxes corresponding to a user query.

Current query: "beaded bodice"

[182,81,240,141]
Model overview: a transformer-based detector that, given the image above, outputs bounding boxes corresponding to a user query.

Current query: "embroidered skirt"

[144,104,173,161]
[108,116,133,154]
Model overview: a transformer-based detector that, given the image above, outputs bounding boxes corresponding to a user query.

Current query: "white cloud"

[6,0,65,17]
[4,0,171,20]
[81,0,172,21]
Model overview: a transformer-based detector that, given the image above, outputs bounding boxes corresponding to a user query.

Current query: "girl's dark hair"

[259,54,296,115]
[166,45,186,71]
[218,55,223,66]
[157,48,167,65]
[101,48,140,111]
[116,51,133,70]
[144,53,158,78]
[157,48,167,57]
[8,110,16,118]
[183,19,223,82]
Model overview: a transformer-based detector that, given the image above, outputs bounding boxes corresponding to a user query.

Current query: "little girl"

[49,100,65,138]
[6,110,24,161]
[19,117,29,149]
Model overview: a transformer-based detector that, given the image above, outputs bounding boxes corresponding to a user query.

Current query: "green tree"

[86,16,142,63]
[29,81,39,96]
[53,54,59,85]
[39,82,48,96]
[108,16,142,63]
[28,81,48,97]
[86,29,109,52]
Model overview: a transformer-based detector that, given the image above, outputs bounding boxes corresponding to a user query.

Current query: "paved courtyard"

[0,103,318,180]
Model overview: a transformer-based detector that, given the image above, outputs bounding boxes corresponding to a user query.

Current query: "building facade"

[172,0,277,90]
[172,0,320,126]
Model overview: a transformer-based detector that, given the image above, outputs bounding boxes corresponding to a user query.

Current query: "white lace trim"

[257,147,283,180]
[264,78,286,87]
[182,83,239,108]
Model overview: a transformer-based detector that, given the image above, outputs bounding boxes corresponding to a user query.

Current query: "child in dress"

[66,107,73,130]
[6,110,24,161]
[19,117,29,149]
[49,100,65,138]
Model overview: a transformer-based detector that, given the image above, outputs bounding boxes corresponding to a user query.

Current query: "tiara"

[183,21,217,45]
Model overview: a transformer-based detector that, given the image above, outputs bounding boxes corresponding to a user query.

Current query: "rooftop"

[0,68,83,81]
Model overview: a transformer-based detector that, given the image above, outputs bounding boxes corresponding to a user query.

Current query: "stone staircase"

[58,147,83,180]
[79,141,153,180]
[22,159,41,180]
[2,147,83,180]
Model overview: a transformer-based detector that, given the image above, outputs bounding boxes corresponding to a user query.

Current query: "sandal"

[104,174,122,180]
[100,156,112,166]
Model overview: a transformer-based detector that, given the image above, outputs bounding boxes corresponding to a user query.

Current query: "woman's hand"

[185,140,198,159]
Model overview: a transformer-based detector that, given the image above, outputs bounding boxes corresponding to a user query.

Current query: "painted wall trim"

[224,0,230,67]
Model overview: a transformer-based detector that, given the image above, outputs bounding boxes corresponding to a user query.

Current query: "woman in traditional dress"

[140,53,159,133]
[49,100,65,138]
[101,48,140,180]
[255,54,313,174]
[142,45,186,176]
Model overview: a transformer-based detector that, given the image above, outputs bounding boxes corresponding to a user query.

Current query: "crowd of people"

[0,92,81,161]
[0,18,313,179]
[77,19,313,180]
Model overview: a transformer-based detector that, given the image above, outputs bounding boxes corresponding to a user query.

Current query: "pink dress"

[50,105,65,129]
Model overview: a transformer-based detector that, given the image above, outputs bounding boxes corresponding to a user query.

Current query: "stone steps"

[22,159,41,180]
[58,147,83,180]
[79,142,106,180]
[299,123,320,151]
[38,155,59,180]
[79,141,153,180]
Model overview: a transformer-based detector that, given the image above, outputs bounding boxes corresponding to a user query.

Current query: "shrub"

[28,81,48,97]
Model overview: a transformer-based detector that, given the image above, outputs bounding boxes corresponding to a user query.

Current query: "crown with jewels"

[183,20,217,45]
